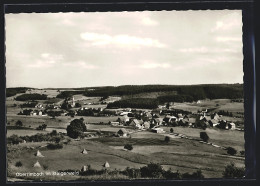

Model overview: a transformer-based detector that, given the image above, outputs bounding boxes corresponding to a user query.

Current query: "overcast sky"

[5,10,243,88]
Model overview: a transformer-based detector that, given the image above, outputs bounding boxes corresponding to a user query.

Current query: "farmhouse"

[129,119,142,129]
[117,128,128,137]
[152,118,163,126]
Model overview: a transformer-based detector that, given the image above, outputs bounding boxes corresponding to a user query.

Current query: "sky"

[5,10,243,88]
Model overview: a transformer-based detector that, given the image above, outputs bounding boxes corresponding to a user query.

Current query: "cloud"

[179,47,240,54]
[215,36,242,42]
[63,61,99,69]
[211,12,242,32]
[28,53,63,68]
[138,61,171,69]
[80,32,166,48]
[141,17,158,26]
[179,47,208,53]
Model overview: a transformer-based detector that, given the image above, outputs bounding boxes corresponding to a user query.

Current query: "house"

[209,119,219,127]
[152,118,163,126]
[129,119,142,129]
[164,116,177,123]
[142,121,150,129]
[211,113,220,120]
[199,115,211,122]
[177,114,183,121]
[228,122,236,130]
[151,128,165,133]
[120,112,131,116]
[122,115,130,123]
[110,122,120,126]
[117,128,128,137]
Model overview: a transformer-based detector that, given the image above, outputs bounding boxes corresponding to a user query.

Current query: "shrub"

[122,167,141,178]
[222,162,245,178]
[15,161,23,167]
[164,136,170,143]
[240,150,245,156]
[47,143,63,150]
[227,147,237,156]
[170,128,174,133]
[124,144,133,151]
[200,132,209,142]
[140,163,164,178]
[43,164,48,170]
[7,135,23,145]
[163,169,181,179]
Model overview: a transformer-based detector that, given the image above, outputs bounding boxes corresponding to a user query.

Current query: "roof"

[154,118,163,123]
[118,128,128,134]
[209,119,219,124]
[188,118,196,123]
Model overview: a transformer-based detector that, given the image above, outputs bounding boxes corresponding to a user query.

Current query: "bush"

[170,128,174,133]
[222,162,245,178]
[7,135,23,145]
[47,143,63,150]
[124,144,133,151]
[182,169,204,179]
[140,163,164,178]
[227,147,237,156]
[15,161,23,167]
[164,136,170,143]
[15,120,23,127]
[200,132,209,142]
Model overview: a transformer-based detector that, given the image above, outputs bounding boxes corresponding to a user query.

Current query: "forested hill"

[82,84,243,101]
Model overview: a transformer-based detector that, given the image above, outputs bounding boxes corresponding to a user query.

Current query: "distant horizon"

[6,82,243,90]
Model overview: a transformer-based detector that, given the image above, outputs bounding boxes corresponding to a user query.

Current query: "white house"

[129,119,142,129]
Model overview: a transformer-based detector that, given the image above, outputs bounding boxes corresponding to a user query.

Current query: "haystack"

[103,161,110,168]
[35,150,44,157]
[81,149,88,154]
[33,161,41,168]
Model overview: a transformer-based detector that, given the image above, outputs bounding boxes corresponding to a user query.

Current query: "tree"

[170,128,174,133]
[75,102,81,108]
[42,124,47,130]
[124,144,133,150]
[15,120,23,127]
[200,132,209,142]
[227,147,237,156]
[164,136,170,143]
[66,119,87,139]
[222,162,245,178]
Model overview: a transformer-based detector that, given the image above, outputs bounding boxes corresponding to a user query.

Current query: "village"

[6,88,245,180]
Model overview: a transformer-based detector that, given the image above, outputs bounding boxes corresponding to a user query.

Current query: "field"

[6,88,245,181]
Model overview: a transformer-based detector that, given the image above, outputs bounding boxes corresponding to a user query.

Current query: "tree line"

[15,93,48,101]
[6,87,30,97]
[107,98,159,109]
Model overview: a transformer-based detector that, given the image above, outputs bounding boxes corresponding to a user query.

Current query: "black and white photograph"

[5,9,247,181]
